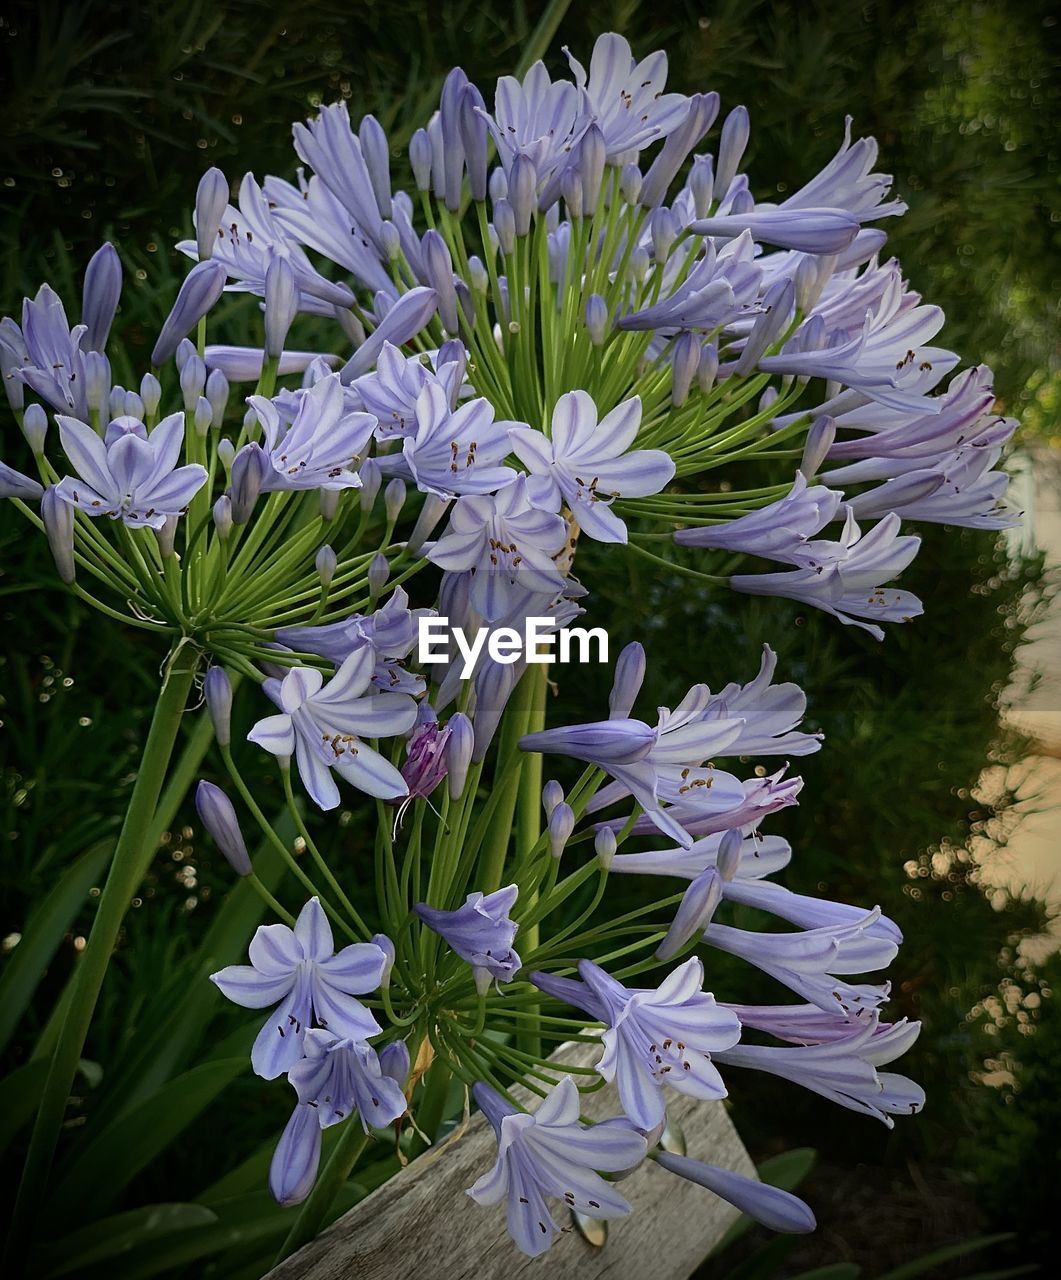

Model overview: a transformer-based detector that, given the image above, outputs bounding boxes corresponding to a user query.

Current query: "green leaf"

[0,1059,48,1153]
[46,1056,248,1222]
[877,1234,1015,1279]
[789,1267,863,1280]
[34,1203,218,1278]
[0,840,110,1056]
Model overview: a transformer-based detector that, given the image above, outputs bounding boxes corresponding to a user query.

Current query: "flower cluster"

[2,26,1004,1263]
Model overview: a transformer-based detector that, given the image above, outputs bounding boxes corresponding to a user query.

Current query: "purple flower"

[337,287,440,382]
[532,958,740,1130]
[639,92,719,209]
[195,781,251,876]
[353,341,466,439]
[248,649,417,808]
[467,1075,647,1257]
[416,884,521,989]
[247,373,375,492]
[715,1011,924,1125]
[210,898,388,1079]
[290,1028,407,1131]
[692,207,860,254]
[151,261,228,366]
[203,346,339,383]
[54,413,207,530]
[81,242,122,354]
[617,233,761,333]
[730,509,923,640]
[399,706,451,799]
[656,1153,816,1233]
[486,61,589,182]
[675,472,844,565]
[694,644,823,757]
[395,384,517,498]
[10,285,89,417]
[508,392,674,543]
[428,477,569,622]
[0,461,44,502]
[780,117,907,222]
[563,34,688,160]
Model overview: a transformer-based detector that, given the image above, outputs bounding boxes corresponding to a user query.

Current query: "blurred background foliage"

[1,0,1059,1276]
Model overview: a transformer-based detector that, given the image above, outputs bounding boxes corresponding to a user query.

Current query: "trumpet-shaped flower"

[210,898,388,1078]
[398,384,516,498]
[248,648,417,807]
[54,413,207,529]
[467,1075,647,1257]
[416,884,521,988]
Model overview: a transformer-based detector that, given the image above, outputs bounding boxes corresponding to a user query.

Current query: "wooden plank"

[265,1042,756,1279]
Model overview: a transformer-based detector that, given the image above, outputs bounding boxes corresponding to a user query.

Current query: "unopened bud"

[445,711,474,800]
[715,106,750,202]
[359,458,381,512]
[319,488,341,520]
[468,255,489,293]
[217,438,235,471]
[690,154,714,218]
[384,477,406,523]
[493,197,516,255]
[139,373,162,419]
[155,513,178,558]
[195,780,250,875]
[380,220,401,259]
[541,779,564,818]
[655,868,723,960]
[180,354,207,411]
[595,826,617,869]
[213,494,233,539]
[315,544,337,588]
[548,803,575,859]
[194,395,212,436]
[671,332,701,408]
[409,128,433,191]
[175,338,196,372]
[716,828,743,881]
[84,351,111,414]
[372,933,396,989]
[698,343,719,394]
[368,551,390,600]
[650,207,678,261]
[620,162,642,205]
[22,403,48,455]
[41,488,75,583]
[195,168,230,262]
[205,368,229,426]
[229,442,269,524]
[608,642,646,719]
[203,665,233,746]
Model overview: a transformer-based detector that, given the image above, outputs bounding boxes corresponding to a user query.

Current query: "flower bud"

[152,260,227,367]
[421,230,459,334]
[368,551,390,600]
[439,67,469,211]
[409,127,433,191]
[698,343,719,394]
[264,255,299,359]
[22,403,48,455]
[229,442,269,524]
[734,277,795,377]
[84,351,111,414]
[384,478,406,523]
[800,415,837,478]
[584,294,608,346]
[561,169,584,219]
[758,386,779,415]
[690,153,714,218]
[650,207,678,262]
[595,826,616,870]
[671,331,701,408]
[359,458,381,511]
[108,385,126,419]
[213,494,233,539]
[180,354,207,411]
[155,513,178,558]
[467,255,489,293]
[203,665,233,746]
[620,162,642,204]
[548,802,575,859]
[175,338,196,373]
[139,372,162,418]
[41,488,75,583]
[81,242,122,353]
[492,198,516,256]
[195,780,251,876]
[655,868,723,960]
[608,642,646,719]
[205,368,229,426]
[193,395,212,436]
[359,114,392,218]
[628,246,650,283]
[319,487,340,520]
[217,438,235,471]
[315,544,337,588]
[489,166,508,204]
[125,391,146,420]
[445,711,474,800]
[716,828,743,881]
[541,779,564,818]
[715,106,750,203]
[379,1038,410,1087]
[794,252,835,314]
[575,124,606,215]
[407,493,450,556]
[379,220,401,260]
[195,168,229,262]
[372,933,396,989]
[459,84,489,202]
[508,154,537,237]
[641,92,719,209]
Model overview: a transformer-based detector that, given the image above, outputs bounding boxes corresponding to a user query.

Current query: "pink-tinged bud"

[264,256,299,359]
[319,488,340,520]
[152,261,227,367]
[140,373,161,418]
[716,828,743,881]
[541,779,564,818]
[195,780,251,876]
[368,552,390,601]
[384,478,406,523]
[690,154,714,218]
[204,665,233,746]
[41,487,75,583]
[620,162,642,205]
[155,513,179,558]
[548,803,575,859]
[195,168,230,262]
[372,934,396,990]
[715,106,750,202]
[212,495,233,539]
[22,402,48,455]
[671,332,701,408]
[595,826,616,869]
[409,128,433,191]
[445,712,474,799]
[493,198,516,255]
[655,868,723,960]
[359,457,381,512]
[608,642,646,719]
[315,544,337,588]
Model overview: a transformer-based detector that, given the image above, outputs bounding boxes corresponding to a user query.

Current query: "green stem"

[6,642,200,1274]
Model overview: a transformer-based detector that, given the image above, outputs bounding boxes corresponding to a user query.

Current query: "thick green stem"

[6,641,200,1274]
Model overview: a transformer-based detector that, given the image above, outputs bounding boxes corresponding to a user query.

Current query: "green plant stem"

[6,641,200,1275]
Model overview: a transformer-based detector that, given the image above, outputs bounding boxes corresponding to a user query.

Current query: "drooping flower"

[531,958,740,1130]
[54,413,207,529]
[248,648,417,807]
[210,898,388,1079]
[289,1028,407,1131]
[508,392,674,543]
[416,884,521,989]
[467,1076,648,1257]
